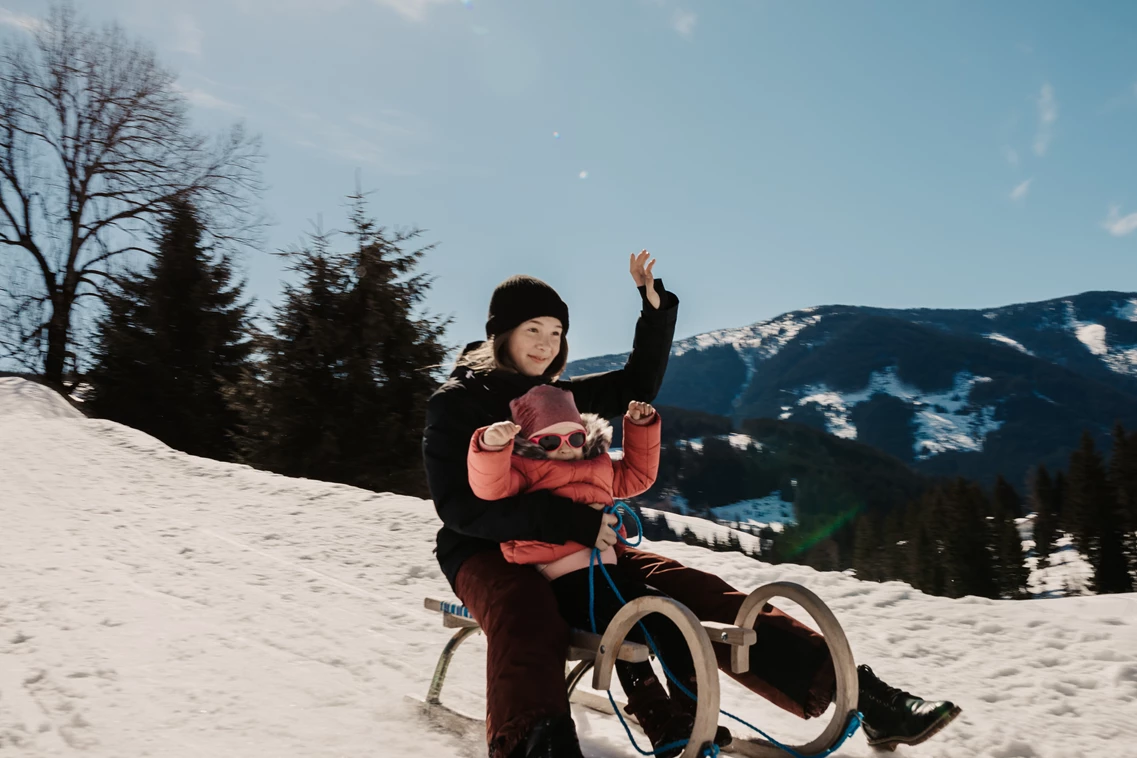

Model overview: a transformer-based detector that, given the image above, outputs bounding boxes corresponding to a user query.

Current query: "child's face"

[531,421,586,461]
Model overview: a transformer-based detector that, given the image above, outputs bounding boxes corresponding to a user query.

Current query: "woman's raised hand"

[629,250,661,310]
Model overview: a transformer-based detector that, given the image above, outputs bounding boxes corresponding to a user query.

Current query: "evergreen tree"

[1030,466,1059,570]
[852,514,881,582]
[941,479,998,599]
[881,510,906,581]
[1067,431,1133,594]
[992,475,1029,598]
[246,192,448,497]
[1052,470,1068,523]
[87,199,252,460]
[1108,424,1137,580]
[905,497,939,594]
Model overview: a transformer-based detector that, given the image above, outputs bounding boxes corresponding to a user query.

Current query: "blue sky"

[4,0,1137,361]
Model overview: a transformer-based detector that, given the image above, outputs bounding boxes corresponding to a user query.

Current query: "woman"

[422,253,958,758]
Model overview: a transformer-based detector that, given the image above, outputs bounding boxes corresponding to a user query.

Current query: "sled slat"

[569,629,650,663]
[701,621,757,647]
[425,597,650,662]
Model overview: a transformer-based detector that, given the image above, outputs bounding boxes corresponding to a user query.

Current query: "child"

[468,385,730,757]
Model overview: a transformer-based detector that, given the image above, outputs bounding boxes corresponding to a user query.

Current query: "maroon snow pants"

[454,547,836,758]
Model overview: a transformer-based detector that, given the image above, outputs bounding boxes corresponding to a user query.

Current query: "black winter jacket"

[423,283,679,588]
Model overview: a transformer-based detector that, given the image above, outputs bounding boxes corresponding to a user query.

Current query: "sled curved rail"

[728,582,859,758]
[590,596,721,758]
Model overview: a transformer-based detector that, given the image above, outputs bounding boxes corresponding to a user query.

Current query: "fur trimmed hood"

[511,413,612,460]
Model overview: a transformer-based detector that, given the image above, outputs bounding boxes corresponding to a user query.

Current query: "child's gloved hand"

[483,421,521,448]
[627,400,656,425]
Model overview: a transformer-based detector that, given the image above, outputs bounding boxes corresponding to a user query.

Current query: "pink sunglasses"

[530,431,586,452]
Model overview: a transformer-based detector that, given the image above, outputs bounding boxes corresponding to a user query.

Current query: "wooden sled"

[412,583,858,758]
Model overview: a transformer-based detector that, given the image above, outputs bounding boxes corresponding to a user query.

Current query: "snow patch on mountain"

[640,507,768,553]
[711,492,797,527]
[680,433,759,453]
[984,333,1033,355]
[1105,348,1137,375]
[672,311,823,361]
[1064,300,1137,375]
[780,367,1003,459]
[1114,298,1137,322]
[1076,323,1108,356]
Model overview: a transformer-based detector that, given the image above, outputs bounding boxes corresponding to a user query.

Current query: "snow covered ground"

[2,377,1136,758]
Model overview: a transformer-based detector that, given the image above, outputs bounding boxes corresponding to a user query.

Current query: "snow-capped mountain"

[565,291,1137,487]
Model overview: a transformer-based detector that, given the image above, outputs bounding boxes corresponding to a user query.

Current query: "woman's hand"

[595,512,620,550]
[627,400,656,425]
[482,421,520,449]
[629,250,661,310]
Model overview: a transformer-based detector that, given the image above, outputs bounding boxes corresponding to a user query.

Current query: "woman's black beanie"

[485,275,570,338]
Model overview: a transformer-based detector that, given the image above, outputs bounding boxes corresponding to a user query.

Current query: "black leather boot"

[857,665,961,752]
[622,674,694,758]
[669,674,733,749]
[509,713,584,758]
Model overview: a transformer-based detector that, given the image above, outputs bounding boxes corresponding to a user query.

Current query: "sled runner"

[413,582,859,758]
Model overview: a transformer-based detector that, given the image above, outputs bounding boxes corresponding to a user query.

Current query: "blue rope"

[588,538,716,757]
[589,503,861,758]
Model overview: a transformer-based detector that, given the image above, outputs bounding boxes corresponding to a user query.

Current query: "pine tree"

[1067,431,1133,594]
[941,479,998,599]
[246,192,449,497]
[882,510,906,581]
[1030,466,1059,570]
[1108,424,1137,581]
[86,199,253,460]
[905,497,938,594]
[852,514,880,581]
[992,475,1029,598]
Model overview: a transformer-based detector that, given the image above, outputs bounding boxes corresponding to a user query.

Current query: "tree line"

[0,5,448,498]
[633,418,1136,598]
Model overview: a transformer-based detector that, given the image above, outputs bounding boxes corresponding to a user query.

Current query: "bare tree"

[0,3,262,391]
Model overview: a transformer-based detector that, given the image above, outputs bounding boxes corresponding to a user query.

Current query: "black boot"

[622,675,695,758]
[856,665,961,752]
[509,713,584,758]
[669,674,733,750]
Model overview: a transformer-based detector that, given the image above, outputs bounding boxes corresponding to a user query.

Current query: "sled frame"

[414,582,857,758]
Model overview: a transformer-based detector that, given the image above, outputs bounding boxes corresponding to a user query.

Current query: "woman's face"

[507,317,563,376]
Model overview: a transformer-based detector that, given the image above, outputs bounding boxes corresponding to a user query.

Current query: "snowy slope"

[2,377,1136,758]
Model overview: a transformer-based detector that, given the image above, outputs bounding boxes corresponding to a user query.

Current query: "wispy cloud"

[371,0,450,22]
[1003,147,1019,167]
[0,7,43,33]
[172,13,203,55]
[289,107,434,176]
[173,83,241,113]
[1104,205,1137,237]
[672,9,696,37]
[1033,83,1057,156]
[1101,81,1137,114]
[1010,178,1032,201]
